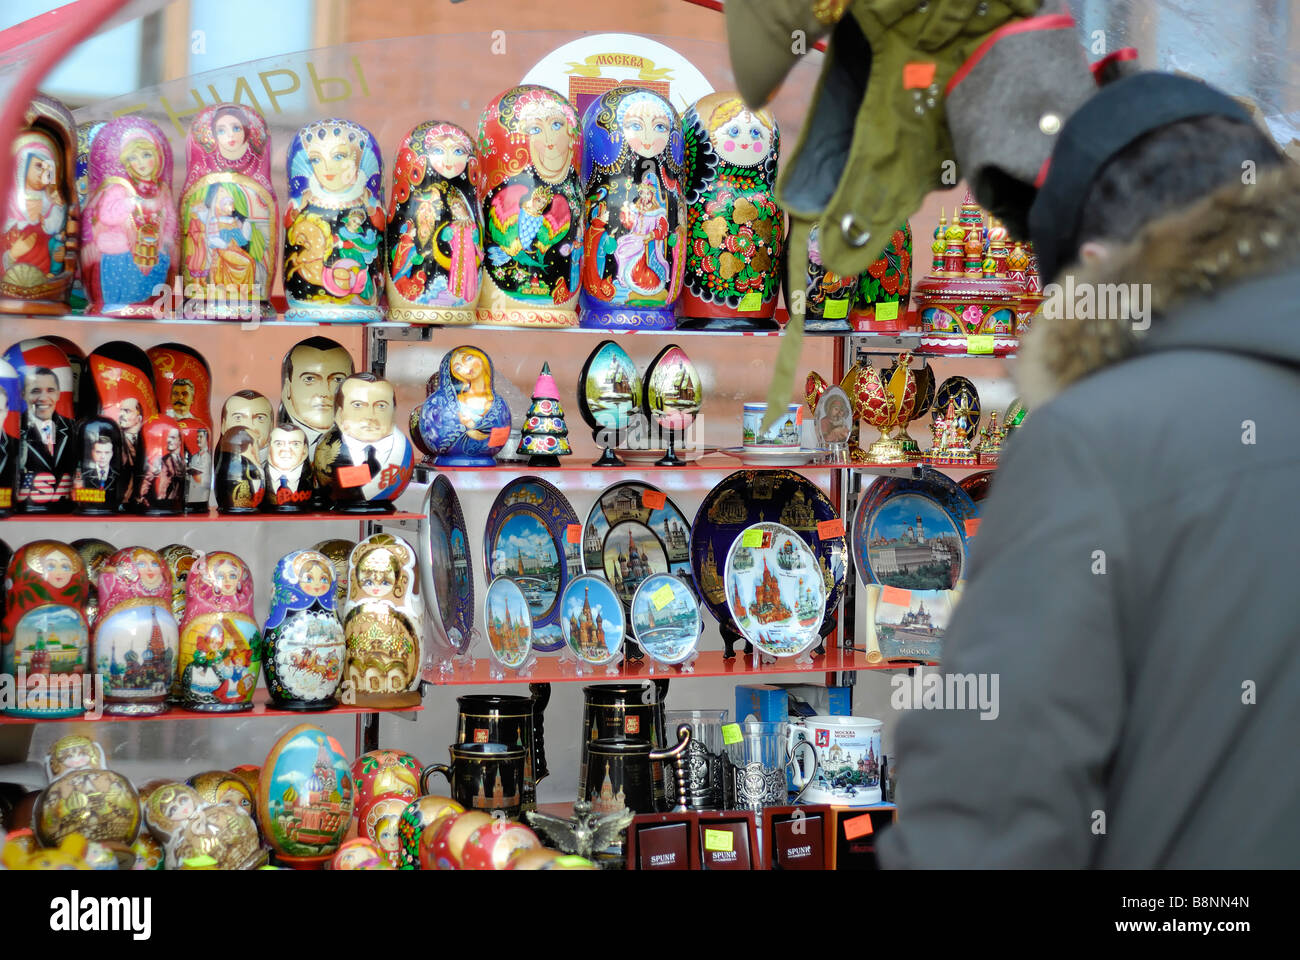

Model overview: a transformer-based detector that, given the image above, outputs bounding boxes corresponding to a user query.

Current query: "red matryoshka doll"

[261,548,345,710]
[678,93,784,330]
[475,86,583,328]
[340,533,423,708]
[851,222,912,332]
[0,95,79,315]
[179,103,278,320]
[81,116,178,316]
[386,121,482,324]
[87,340,160,509]
[71,416,124,515]
[134,414,186,515]
[147,342,213,513]
[361,795,408,868]
[177,550,261,712]
[579,87,686,330]
[331,837,391,870]
[351,749,421,824]
[3,337,76,513]
[94,546,178,716]
[1,540,90,718]
[284,118,384,322]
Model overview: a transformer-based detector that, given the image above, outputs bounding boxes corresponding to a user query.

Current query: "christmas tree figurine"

[520,362,572,467]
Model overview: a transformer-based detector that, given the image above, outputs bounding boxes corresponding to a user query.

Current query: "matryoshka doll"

[147,342,213,512]
[341,533,423,708]
[34,735,141,849]
[134,414,186,515]
[214,427,264,513]
[144,781,263,870]
[262,549,346,710]
[312,538,354,610]
[311,372,413,513]
[416,345,511,466]
[87,339,160,510]
[851,222,912,332]
[263,423,314,512]
[71,120,106,310]
[475,86,583,328]
[42,335,96,420]
[579,87,685,330]
[4,337,76,513]
[0,357,20,515]
[81,116,178,316]
[351,749,421,824]
[1,540,90,718]
[386,121,482,324]
[220,389,274,464]
[176,550,261,712]
[178,103,278,320]
[0,95,79,315]
[187,770,256,823]
[94,546,178,716]
[278,336,355,457]
[792,223,856,333]
[678,93,784,330]
[70,415,124,515]
[284,119,384,321]
[72,537,115,627]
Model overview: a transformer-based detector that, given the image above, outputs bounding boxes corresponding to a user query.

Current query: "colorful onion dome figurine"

[80,116,178,316]
[386,121,483,323]
[176,550,261,712]
[312,372,413,513]
[417,345,511,467]
[341,533,423,708]
[579,87,686,330]
[178,102,278,320]
[262,549,346,711]
[283,118,384,321]
[475,86,584,327]
[93,546,178,716]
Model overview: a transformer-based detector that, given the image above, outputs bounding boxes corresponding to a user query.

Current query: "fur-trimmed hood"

[1017,161,1300,408]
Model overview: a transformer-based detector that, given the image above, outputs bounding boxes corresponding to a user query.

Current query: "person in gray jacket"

[878,73,1300,868]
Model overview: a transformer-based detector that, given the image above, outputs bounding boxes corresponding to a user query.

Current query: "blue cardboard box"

[734,684,789,724]
[773,683,852,718]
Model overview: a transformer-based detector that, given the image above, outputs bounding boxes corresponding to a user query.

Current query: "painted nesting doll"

[81,117,178,316]
[852,222,912,331]
[220,389,273,464]
[284,119,384,321]
[1,540,90,718]
[179,103,277,320]
[341,533,423,708]
[262,549,346,710]
[0,95,79,315]
[386,121,483,323]
[35,735,140,848]
[0,358,20,515]
[279,336,355,456]
[579,88,685,330]
[416,345,511,466]
[143,781,263,870]
[4,337,76,513]
[134,414,186,515]
[72,538,115,627]
[94,546,178,716]
[475,86,583,327]
[159,544,197,623]
[147,342,213,512]
[312,538,354,611]
[43,335,96,420]
[213,426,264,513]
[793,223,857,332]
[71,416,124,514]
[312,373,413,513]
[72,120,106,310]
[177,551,261,712]
[87,339,159,509]
[264,423,314,512]
[678,93,784,330]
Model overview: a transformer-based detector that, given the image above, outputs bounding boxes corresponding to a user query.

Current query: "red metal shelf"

[0,509,425,523]
[419,455,837,474]
[0,688,424,726]
[424,647,929,687]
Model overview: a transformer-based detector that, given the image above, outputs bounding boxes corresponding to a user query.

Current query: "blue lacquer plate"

[421,476,475,656]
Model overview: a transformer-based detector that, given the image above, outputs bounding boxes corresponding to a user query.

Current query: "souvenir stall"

[0,0,1037,872]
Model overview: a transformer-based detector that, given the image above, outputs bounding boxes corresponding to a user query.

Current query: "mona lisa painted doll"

[262,549,345,711]
[340,533,422,708]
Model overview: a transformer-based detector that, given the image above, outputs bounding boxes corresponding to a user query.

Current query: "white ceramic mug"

[787,715,884,806]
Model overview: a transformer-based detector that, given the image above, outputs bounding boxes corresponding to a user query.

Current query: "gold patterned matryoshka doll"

[341,533,423,708]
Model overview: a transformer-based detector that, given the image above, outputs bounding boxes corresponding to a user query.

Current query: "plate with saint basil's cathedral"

[581,480,691,620]
[723,522,824,659]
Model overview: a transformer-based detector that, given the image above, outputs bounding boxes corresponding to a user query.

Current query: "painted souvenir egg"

[932,375,981,437]
[576,339,643,439]
[257,724,354,868]
[643,343,702,432]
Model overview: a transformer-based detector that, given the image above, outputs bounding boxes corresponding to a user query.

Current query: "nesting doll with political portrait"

[278,336,354,456]
[177,550,261,712]
[71,416,124,515]
[341,533,423,708]
[263,423,314,512]
[220,389,273,464]
[0,358,17,515]
[146,342,213,512]
[284,119,384,321]
[94,546,178,716]
[214,426,265,514]
[4,338,76,513]
[87,339,159,510]
[312,373,413,513]
[262,549,345,710]
[135,415,186,515]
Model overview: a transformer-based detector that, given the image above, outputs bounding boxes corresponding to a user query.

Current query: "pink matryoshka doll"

[178,103,278,320]
[579,87,686,330]
[385,121,482,324]
[475,86,583,328]
[94,546,178,716]
[283,118,384,322]
[80,116,178,317]
[678,92,784,330]
[176,550,261,712]
[1,540,90,719]
[0,95,79,315]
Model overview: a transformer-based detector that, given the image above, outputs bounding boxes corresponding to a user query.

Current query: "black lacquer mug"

[420,742,526,820]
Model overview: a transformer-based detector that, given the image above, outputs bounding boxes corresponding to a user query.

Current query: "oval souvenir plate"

[581,480,692,619]
[421,477,474,656]
[483,576,533,669]
[851,467,979,590]
[689,470,846,637]
[560,574,625,667]
[483,476,580,653]
[630,573,701,666]
[724,522,824,658]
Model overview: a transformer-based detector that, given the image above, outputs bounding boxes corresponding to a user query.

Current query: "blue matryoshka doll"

[579,87,686,331]
[261,549,346,711]
[416,345,511,467]
[283,118,384,322]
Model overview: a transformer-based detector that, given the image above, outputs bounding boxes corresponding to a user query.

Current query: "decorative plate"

[959,470,995,504]
[483,576,533,670]
[851,468,979,590]
[689,470,847,638]
[630,573,702,666]
[483,476,581,653]
[581,480,692,618]
[421,476,474,656]
[560,574,625,667]
[719,446,827,466]
[724,522,824,658]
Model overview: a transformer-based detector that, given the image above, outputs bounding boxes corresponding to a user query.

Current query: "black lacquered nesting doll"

[262,549,345,710]
[134,415,185,515]
[214,426,264,513]
[262,423,314,512]
[71,416,124,515]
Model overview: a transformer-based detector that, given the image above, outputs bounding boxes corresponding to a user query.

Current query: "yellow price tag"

[823,297,849,319]
[741,529,763,548]
[651,583,676,610]
[704,828,734,853]
[722,723,742,745]
[874,300,899,321]
[738,290,762,312]
[967,334,995,355]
